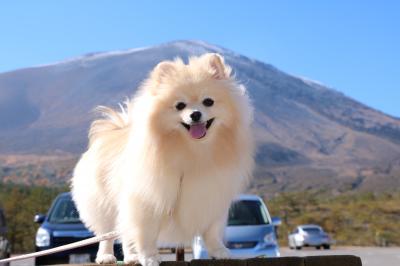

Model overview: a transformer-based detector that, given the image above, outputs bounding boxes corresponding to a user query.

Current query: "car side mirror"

[34,214,46,224]
[271,217,282,226]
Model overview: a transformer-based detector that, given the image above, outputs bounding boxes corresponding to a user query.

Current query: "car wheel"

[295,246,302,250]
[316,246,321,250]
[323,244,330,250]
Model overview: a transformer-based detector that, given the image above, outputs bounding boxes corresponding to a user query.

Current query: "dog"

[71,53,254,266]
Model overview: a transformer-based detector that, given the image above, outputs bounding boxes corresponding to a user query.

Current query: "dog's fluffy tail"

[88,102,130,147]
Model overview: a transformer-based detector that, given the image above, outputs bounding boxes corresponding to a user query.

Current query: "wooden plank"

[247,257,304,266]
[304,255,362,266]
[189,259,247,266]
[64,256,363,266]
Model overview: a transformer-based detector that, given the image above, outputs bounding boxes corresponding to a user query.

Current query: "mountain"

[1,40,400,194]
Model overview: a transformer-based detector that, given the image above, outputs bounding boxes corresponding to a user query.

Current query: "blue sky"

[1,1,399,117]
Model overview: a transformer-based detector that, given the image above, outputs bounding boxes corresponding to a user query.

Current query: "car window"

[48,197,81,224]
[227,200,269,226]
[303,227,322,234]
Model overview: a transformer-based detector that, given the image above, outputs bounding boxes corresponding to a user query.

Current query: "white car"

[288,225,331,250]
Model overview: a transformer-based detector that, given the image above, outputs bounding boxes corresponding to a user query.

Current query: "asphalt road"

[10,247,400,266]
[280,246,400,266]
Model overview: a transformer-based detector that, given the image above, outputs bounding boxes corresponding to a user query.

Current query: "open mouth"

[181,118,215,139]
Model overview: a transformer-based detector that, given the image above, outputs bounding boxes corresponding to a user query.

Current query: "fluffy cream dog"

[71,53,254,266]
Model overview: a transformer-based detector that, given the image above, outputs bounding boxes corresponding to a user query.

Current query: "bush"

[266,191,400,247]
[0,184,68,252]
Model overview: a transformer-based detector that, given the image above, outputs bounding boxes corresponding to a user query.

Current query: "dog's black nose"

[190,111,202,122]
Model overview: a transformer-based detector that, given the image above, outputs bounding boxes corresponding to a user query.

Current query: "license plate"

[69,253,91,264]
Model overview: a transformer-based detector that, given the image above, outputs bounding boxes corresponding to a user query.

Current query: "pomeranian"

[71,53,254,266]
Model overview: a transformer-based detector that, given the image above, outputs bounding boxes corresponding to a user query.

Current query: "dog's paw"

[138,254,161,266]
[95,253,117,264]
[123,253,139,265]
[209,247,231,259]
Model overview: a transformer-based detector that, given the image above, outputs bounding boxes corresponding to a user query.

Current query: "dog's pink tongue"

[189,123,207,139]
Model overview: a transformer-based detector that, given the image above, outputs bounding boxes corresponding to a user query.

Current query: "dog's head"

[143,53,250,145]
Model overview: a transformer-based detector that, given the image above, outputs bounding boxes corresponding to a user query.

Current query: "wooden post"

[176,247,185,261]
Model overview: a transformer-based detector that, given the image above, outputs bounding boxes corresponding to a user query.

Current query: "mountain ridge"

[1,40,399,194]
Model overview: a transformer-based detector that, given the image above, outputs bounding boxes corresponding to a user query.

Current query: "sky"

[1,1,399,117]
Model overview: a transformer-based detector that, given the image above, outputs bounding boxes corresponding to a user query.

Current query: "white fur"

[71,53,254,265]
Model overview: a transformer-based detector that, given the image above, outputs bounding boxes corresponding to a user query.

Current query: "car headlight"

[36,227,50,247]
[263,232,277,245]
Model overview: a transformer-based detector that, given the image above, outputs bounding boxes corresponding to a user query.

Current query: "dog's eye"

[175,102,186,111]
[202,98,214,107]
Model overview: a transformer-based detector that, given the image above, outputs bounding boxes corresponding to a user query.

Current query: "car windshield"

[227,200,269,226]
[303,227,322,234]
[48,197,81,224]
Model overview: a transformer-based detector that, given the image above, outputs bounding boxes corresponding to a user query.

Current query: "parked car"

[193,194,281,259]
[0,208,11,266]
[34,192,123,265]
[288,224,331,250]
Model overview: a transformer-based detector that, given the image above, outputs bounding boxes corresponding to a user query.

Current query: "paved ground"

[10,247,400,266]
[280,246,400,266]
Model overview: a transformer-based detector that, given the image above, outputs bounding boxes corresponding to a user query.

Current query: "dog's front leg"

[119,197,162,266]
[203,215,231,259]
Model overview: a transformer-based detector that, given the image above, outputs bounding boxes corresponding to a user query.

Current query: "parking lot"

[10,246,400,266]
[281,246,400,266]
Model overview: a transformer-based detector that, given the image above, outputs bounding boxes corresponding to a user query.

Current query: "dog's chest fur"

[156,168,241,244]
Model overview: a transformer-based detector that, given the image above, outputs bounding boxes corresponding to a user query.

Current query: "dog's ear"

[203,53,231,80]
[151,61,177,84]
